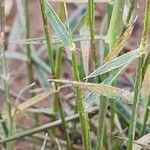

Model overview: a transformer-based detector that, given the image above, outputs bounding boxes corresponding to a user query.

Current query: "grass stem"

[72,52,91,150]
[24,0,35,88]
[127,0,150,149]
[0,1,13,149]
[126,0,137,23]
[0,0,12,136]
[39,1,72,149]
[24,0,40,127]
[0,106,98,144]
[141,95,150,135]
[127,55,144,150]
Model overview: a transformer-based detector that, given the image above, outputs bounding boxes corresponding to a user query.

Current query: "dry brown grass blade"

[104,24,134,63]
[48,79,133,104]
[133,133,150,150]
[11,90,57,116]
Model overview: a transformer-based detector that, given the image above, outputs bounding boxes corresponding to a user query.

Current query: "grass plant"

[0,0,150,149]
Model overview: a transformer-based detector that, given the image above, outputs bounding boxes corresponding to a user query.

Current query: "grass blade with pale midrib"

[85,49,141,79]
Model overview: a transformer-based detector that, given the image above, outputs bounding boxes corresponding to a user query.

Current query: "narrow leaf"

[44,0,75,51]
[34,60,51,88]
[12,90,57,115]
[85,49,141,79]
[139,0,150,53]
[105,24,134,63]
[49,79,133,104]
[32,51,51,74]
[85,68,122,105]
[107,0,125,49]
[87,0,95,45]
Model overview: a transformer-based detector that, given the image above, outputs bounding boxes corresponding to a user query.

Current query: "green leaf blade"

[44,0,75,50]
[85,49,141,79]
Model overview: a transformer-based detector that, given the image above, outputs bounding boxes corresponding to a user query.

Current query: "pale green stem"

[72,52,91,150]
[39,1,72,149]
[127,0,150,149]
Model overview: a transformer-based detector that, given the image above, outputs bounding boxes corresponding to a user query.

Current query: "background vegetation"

[0,0,150,149]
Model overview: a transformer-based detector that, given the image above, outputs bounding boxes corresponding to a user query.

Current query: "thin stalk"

[138,1,150,54]
[96,1,125,149]
[55,46,62,79]
[0,106,99,144]
[54,86,72,150]
[104,126,111,150]
[0,112,8,137]
[141,95,150,135]
[110,99,115,129]
[126,0,137,23]
[141,54,150,136]
[24,0,39,126]
[87,0,99,68]
[88,0,95,44]
[140,0,150,135]
[87,0,109,150]
[55,43,72,150]
[141,55,150,136]
[106,1,125,149]
[39,1,72,149]
[0,1,13,149]
[0,0,12,136]
[107,0,125,50]
[87,1,109,149]
[107,3,113,27]
[72,52,91,150]
[96,96,109,150]
[142,51,150,80]
[55,2,66,79]
[64,3,91,149]
[55,3,72,149]
[38,0,58,114]
[38,0,55,74]
[127,55,144,150]
[24,0,35,88]
[127,0,150,149]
